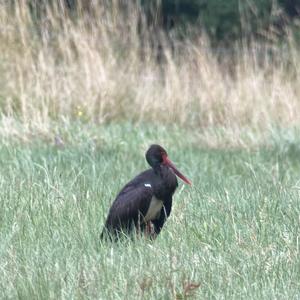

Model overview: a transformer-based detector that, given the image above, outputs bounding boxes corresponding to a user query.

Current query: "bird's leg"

[146,221,152,234]
[145,221,157,239]
[136,214,142,236]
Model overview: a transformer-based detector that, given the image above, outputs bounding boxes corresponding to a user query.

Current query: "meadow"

[1,1,300,299]
[0,123,300,299]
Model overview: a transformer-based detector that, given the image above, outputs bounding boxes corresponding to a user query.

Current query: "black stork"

[101,144,191,240]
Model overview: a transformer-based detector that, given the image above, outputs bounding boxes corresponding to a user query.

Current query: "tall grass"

[0,1,300,144]
[1,124,300,299]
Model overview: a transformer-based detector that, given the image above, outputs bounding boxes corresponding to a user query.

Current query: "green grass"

[0,123,300,299]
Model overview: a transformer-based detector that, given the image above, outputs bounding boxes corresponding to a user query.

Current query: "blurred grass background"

[0,1,300,146]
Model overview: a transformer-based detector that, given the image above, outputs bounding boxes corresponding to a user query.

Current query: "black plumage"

[101,144,191,239]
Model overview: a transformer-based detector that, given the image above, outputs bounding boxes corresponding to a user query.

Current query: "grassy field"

[1,2,300,299]
[0,123,300,299]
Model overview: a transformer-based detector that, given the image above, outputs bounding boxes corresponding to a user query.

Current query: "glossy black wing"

[103,183,153,236]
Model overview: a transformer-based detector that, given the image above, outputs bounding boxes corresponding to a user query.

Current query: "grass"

[0,123,300,299]
[1,1,300,140]
[1,1,300,298]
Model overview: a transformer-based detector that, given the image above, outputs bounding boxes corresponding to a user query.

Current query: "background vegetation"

[1,0,300,146]
[27,0,300,43]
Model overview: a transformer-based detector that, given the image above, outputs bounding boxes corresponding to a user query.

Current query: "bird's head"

[145,144,191,185]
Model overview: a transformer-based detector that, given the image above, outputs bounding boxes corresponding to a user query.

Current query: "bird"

[101,144,191,240]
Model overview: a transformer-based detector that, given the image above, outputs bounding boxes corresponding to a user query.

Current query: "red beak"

[163,155,192,185]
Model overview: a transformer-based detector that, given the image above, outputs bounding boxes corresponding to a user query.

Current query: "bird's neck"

[154,165,178,194]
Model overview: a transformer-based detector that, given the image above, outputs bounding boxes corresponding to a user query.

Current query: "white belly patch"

[144,197,163,222]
